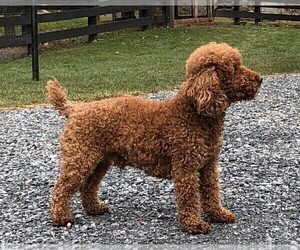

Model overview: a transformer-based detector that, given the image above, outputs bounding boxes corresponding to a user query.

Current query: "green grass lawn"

[0,20,299,108]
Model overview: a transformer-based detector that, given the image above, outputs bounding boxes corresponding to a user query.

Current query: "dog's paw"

[181,219,211,234]
[85,203,109,215]
[52,215,74,227]
[209,208,236,223]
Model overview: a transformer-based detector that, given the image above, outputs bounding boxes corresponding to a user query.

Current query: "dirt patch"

[0,46,28,61]
[175,18,214,27]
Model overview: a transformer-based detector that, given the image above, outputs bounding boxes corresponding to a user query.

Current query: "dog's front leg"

[171,158,211,234]
[199,158,236,223]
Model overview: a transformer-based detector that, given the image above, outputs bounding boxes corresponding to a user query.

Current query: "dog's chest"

[189,118,224,158]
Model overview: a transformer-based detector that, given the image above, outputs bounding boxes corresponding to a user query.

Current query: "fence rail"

[0,6,169,48]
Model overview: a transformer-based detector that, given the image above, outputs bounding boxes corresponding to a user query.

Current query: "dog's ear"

[182,68,229,115]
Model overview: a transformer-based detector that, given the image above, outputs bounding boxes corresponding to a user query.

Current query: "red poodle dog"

[46,42,262,234]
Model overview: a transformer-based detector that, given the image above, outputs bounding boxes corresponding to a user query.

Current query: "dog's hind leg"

[50,142,103,227]
[80,159,110,215]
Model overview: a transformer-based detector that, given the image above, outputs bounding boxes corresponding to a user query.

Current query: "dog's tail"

[46,78,71,117]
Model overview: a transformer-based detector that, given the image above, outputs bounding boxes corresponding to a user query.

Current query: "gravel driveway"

[0,74,299,245]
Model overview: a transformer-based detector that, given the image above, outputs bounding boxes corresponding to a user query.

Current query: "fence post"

[88,7,97,42]
[22,6,32,55]
[174,6,179,19]
[254,0,261,25]
[192,0,198,18]
[31,5,39,81]
[254,6,261,24]
[4,7,16,37]
[140,9,147,30]
[233,0,240,25]
[207,0,214,21]
[140,7,155,30]
[150,6,156,26]
[166,0,174,28]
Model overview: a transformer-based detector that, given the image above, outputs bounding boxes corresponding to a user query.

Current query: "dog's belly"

[141,159,172,179]
[112,153,172,179]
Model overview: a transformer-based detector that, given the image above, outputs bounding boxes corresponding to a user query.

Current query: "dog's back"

[47,79,173,175]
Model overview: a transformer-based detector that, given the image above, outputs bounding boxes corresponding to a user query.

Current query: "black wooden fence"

[1,4,299,80]
[215,5,300,25]
[0,5,171,80]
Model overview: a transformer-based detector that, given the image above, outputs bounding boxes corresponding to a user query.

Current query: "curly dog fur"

[46,42,262,234]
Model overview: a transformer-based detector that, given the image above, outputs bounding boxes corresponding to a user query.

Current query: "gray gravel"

[0,74,299,245]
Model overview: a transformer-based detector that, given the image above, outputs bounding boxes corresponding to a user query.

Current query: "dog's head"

[181,42,262,116]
